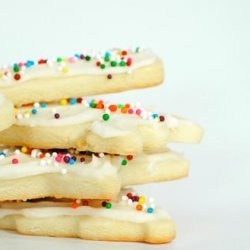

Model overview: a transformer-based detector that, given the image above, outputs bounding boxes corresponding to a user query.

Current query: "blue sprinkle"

[105,52,111,58]
[69,98,77,105]
[41,103,47,108]
[147,208,154,213]
[69,159,75,165]
[74,54,80,58]
[31,109,37,115]
[152,114,158,119]
[0,152,6,157]
[26,60,35,68]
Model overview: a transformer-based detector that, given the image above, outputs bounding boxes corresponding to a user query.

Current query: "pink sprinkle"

[128,108,134,114]
[18,62,25,67]
[69,57,76,63]
[136,109,142,115]
[55,156,62,163]
[12,158,19,164]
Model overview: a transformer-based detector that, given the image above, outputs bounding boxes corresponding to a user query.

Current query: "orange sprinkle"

[125,104,130,108]
[71,202,79,209]
[121,107,128,114]
[109,105,117,112]
[136,204,143,211]
[96,103,104,109]
[38,153,45,159]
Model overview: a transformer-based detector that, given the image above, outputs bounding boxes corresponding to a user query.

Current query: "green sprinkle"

[121,159,127,166]
[119,61,126,67]
[104,57,110,62]
[100,64,106,69]
[57,57,62,62]
[136,47,140,53]
[13,65,19,72]
[110,61,117,67]
[102,113,110,121]
[85,55,91,61]
[118,104,124,109]
[90,102,96,108]
[105,203,112,209]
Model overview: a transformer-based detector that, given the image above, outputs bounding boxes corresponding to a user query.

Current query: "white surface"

[0,0,250,249]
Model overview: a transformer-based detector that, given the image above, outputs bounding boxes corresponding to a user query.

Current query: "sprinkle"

[136,109,142,115]
[34,102,40,108]
[121,159,127,166]
[60,99,68,105]
[21,146,28,153]
[12,158,19,164]
[62,67,69,73]
[136,204,143,211]
[102,113,110,121]
[147,208,154,213]
[127,155,133,161]
[85,55,91,61]
[80,157,85,162]
[14,149,20,155]
[69,98,77,105]
[102,201,106,207]
[71,202,79,209]
[69,158,75,165]
[31,109,37,115]
[100,64,105,69]
[128,108,134,114]
[63,155,70,163]
[107,74,112,79]
[60,168,67,175]
[54,113,60,119]
[41,103,47,108]
[108,105,117,112]
[14,73,21,80]
[110,61,117,67]
[159,115,165,122]
[139,196,146,204]
[105,202,112,209]
[119,61,126,67]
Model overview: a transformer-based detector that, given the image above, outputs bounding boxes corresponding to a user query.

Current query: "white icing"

[0,202,169,223]
[0,153,118,180]
[0,93,5,106]
[0,49,157,86]
[16,104,169,138]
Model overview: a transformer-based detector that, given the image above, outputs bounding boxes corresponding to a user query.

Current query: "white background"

[0,0,250,249]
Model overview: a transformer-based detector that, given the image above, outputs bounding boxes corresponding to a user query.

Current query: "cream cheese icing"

[0,93,5,105]
[0,49,157,86]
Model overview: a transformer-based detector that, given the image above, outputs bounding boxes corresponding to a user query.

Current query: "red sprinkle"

[159,115,165,122]
[122,50,127,56]
[127,155,133,161]
[96,61,101,67]
[126,57,132,66]
[12,158,19,164]
[107,74,112,79]
[14,73,21,81]
[54,113,60,119]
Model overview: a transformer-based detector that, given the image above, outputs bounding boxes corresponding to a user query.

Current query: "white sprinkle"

[45,153,51,158]
[52,152,58,157]
[17,113,23,120]
[31,149,38,158]
[99,152,105,158]
[76,199,82,205]
[14,149,20,155]
[150,204,155,209]
[127,199,133,205]
[149,197,155,203]
[34,102,40,108]
[60,168,67,175]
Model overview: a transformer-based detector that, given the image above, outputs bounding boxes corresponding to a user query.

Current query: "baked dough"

[0,48,164,106]
[0,147,188,201]
[0,190,175,243]
[0,101,204,155]
[0,93,15,132]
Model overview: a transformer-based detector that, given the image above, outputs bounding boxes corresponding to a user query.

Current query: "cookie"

[0,99,203,155]
[0,147,188,201]
[0,93,15,132]
[0,190,175,243]
[0,48,163,106]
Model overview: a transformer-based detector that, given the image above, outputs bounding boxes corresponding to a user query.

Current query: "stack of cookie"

[0,48,203,244]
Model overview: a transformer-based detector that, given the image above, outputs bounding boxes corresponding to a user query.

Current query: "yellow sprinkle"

[21,146,28,153]
[63,67,69,73]
[60,99,68,105]
[139,196,146,204]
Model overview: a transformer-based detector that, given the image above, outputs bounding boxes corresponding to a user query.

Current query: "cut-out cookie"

[0,48,163,106]
[0,147,188,201]
[0,190,175,244]
[0,100,204,155]
[0,93,15,132]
